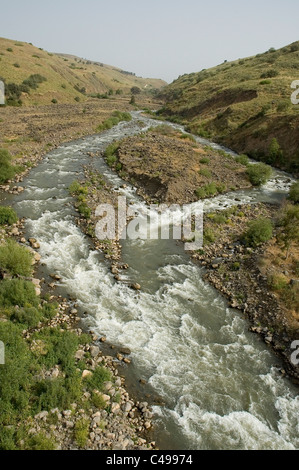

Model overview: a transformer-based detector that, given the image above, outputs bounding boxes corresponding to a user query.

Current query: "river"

[2,112,299,450]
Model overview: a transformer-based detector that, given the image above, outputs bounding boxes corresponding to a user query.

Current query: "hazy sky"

[1,0,299,83]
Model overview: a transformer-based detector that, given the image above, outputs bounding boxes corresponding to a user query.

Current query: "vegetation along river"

[2,112,299,450]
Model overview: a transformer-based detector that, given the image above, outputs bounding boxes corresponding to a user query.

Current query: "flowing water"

[3,112,299,450]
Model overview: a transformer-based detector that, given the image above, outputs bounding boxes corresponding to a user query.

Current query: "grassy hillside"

[0,37,166,106]
[158,41,299,175]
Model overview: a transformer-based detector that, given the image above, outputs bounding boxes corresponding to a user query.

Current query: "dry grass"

[0,37,166,106]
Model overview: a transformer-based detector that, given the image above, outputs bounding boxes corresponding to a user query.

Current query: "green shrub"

[74,418,89,448]
[0,206,18,225]
[11,306,43,328]
[288,181,299,203]
[104,141,119,163]
[31,327,85,372]
[22,74,47,90]
[0,321,38,428]
[0,149,16,183]
[69,181,88,196]
[199,168,212,178]
[203,227,216,244]
[26,433,56,450]
[260,70,279,78]
[0,279,38,307]
[246,163,272,186]
[243,218,273,247]
[34,374,82,412]
[77,203,91,219]
[97,111,131,132]
[235,154,249,166]
[195,182,219,199]
[51,98,57,104]
[199,157,210,164]
[0,240,33,276]
[269,274,288,291]
[84,366,112,391]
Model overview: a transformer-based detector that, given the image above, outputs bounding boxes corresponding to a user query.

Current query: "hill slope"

[0,37,166,106]
[158,41,299,175]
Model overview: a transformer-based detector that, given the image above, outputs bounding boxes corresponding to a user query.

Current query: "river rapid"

[3,112,299,450]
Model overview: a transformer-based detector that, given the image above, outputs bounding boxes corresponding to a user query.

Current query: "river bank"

[188,203,299,382]
[0,215,157,450]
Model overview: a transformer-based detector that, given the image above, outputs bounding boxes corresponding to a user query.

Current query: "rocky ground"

[111,126,252,204]
[0,98,161,192]
[0,218,157,450]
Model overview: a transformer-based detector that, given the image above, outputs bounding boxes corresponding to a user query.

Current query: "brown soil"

[114,129,251,204]
[0,98,160,176]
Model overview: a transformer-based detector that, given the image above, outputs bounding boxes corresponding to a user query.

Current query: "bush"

[84,366,112,391]
[51,98,57,104]
[199,157,210,164]
[288,181,299,203]
[0,206,18,225]
[11,306,43,328]
[104,141,120,165]
[260,70,279,78]
[246,163,272,186]
[0,279,38,307]
[243,218,273,247]
[0,149,16,183]
[0,240,33,276]
[199,168,212,178]
[97,111,131,132]
[74,418,89,448]
[77,203,91,219]
[203,227,216,244]
[26,433,56,450]
[22,74,47,90]
[235,154,249,166]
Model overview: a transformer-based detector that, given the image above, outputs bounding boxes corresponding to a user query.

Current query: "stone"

[122,402,132,413]
[119,347,131,355]
[35,411,48,420]
[131,283,141,291]
[82,370,93,379]
[90,346,100,357]
[111,403,120,414]
[75,349,85,360]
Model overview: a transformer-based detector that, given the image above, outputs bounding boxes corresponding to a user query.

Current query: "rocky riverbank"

[106,125,252,205]
[0,202,156,451]
[188,202,299,382]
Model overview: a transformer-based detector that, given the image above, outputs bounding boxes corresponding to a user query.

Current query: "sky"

[1,0,299,83]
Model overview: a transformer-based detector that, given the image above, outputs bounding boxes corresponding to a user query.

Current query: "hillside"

[158,41,299,176]
[0,37,166,106]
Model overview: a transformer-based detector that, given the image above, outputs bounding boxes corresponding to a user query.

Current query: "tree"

[277,204,299,259]
[130,86,141,95]
[288,181,299,204]
[243,218,273,247]
[268,138,283,165]
[246,163,272,186]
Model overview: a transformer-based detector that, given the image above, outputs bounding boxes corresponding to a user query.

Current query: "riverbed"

[2,112,299,450]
